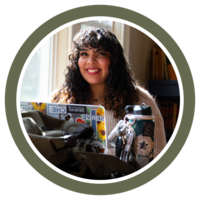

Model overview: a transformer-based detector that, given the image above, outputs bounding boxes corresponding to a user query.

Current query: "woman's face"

[78,47,110,86]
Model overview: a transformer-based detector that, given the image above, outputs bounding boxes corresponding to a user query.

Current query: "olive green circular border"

[5,5,195,195]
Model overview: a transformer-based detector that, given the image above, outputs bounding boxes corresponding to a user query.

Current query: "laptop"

[20,101,106,148]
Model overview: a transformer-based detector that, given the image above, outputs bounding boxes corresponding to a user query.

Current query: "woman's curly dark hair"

[51,27,139,118]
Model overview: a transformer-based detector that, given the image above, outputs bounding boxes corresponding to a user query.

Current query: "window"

[80,20,113,30]
[20,37,53,101]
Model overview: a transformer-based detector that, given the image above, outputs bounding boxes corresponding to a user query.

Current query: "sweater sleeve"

[135,87,166,158]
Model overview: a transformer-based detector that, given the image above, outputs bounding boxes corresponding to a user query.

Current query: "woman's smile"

[78,47,110,86]
[86,68,101,75]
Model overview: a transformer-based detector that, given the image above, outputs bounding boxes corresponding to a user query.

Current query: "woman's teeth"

[87,69,99,72]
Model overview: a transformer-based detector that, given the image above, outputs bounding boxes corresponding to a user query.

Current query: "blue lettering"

[82,114,104,121]
[47,104,59,117]
[52,107,57,113]
[100,116,104,121]
[91,116,96,120]
[21,105,26,110]
[27,105,33,110]
[58,107,66,113]
[91,110,97,137]
[86,115,91,120]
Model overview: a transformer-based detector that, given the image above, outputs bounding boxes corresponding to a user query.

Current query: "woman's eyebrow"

[80,49,89,51]
[97,49,105,51]
[79,48,106,52]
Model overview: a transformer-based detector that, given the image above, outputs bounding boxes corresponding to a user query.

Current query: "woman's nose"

[87,55,97,64]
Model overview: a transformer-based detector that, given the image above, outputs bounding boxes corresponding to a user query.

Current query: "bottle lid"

[125,103,152,115]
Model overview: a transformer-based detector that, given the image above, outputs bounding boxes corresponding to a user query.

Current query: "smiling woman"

[78,47,110,100]
[51,27,166,157]
[51,27,139,115]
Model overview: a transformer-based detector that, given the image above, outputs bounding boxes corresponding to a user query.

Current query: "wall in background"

[128,27,159,88]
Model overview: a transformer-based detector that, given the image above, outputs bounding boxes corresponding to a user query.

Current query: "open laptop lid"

[20,101,106,147]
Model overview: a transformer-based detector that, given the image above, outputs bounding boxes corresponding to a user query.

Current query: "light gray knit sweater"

[105,86,166,158]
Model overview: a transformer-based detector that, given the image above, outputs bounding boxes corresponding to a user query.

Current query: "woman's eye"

[80,52,88,56]
[98,52,106,56]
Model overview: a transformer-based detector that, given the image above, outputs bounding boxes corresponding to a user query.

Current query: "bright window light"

[20,37,53,102]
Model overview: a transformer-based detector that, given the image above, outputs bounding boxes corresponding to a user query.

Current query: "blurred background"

[20,20,159,102]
